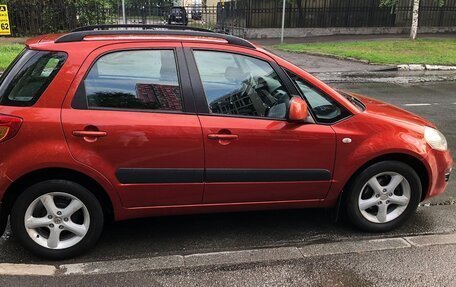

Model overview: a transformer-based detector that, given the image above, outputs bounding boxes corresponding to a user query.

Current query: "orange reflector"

[0,126,10,141]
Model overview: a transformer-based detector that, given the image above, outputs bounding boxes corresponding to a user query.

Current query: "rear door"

[61,42,204,208]
[184,44,337,203]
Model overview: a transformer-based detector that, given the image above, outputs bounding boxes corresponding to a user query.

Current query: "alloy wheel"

[358,172,411,224]
[24,192,90,249]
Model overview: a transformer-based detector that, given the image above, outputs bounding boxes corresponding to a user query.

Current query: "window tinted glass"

[85,50,182,111]
[0,50,66,106]
[194,51,291,119]
[287,71,350,123]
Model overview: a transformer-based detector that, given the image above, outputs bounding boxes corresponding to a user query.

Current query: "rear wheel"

[345,161,422,232]
[11,180,104,259]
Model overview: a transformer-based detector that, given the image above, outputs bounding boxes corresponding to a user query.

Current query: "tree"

[380,0,445,40]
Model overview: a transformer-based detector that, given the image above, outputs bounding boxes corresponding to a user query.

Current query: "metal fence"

[224,0,456,29]
[0,0,455,37]
[1,2,243,37]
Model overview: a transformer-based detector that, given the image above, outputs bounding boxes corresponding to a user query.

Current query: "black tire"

[345,161,422,232]
[10,180,104,260]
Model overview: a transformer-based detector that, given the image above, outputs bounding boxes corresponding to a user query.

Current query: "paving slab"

[405,233,456,247]
[299,238,410,257]
[184,247,302,267]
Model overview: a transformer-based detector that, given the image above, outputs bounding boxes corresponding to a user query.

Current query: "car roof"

[25,25,258,51]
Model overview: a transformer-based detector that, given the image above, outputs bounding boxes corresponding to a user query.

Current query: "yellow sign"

[0,5,11,36]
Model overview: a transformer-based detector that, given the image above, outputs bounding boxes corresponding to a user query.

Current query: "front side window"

[84,50,183,111]
[0,50,67,106]
[194,51,291,119]
[287,71,350,123]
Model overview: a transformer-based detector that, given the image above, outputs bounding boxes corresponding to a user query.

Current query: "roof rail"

[72,24,213,33]
[55,27,256,49]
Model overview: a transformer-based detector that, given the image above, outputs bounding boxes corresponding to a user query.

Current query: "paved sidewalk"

[265,47,391,73]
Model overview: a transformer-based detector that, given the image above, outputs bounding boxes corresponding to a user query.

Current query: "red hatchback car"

[0,25,452,259]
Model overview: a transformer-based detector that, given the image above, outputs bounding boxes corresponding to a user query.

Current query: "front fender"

[325,113,429,203]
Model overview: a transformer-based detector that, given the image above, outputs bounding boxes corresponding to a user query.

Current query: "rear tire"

[345,161,422,232]
[11,180,104,259]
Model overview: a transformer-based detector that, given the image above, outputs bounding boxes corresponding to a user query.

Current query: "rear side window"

[0,50,67,106]
[83,50,183,112]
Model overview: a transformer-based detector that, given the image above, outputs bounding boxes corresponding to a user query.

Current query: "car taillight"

[0,114,22,143]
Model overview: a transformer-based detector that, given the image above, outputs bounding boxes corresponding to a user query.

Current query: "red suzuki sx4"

[0,26,452,259]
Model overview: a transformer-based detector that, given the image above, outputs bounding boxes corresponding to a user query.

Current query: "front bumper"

[424,149,453,199]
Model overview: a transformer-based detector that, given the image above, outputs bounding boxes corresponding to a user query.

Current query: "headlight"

[424,127,448,151]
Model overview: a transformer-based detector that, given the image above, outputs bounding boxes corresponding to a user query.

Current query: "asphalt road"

[0,81,455,286]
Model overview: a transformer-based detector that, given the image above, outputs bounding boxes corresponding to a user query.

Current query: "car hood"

[343,91,436,128]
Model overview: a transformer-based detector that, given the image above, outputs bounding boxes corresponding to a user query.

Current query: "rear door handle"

[72,129,107,143]
[72,131,107,138]
[207,134,239,140]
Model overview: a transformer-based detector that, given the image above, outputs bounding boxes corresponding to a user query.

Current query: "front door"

[187,48,336,203]
[62,43,204,208]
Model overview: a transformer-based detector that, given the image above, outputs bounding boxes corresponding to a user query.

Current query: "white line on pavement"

[404,103,432,106]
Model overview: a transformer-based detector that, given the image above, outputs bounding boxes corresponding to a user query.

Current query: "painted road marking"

[2,232,456,277]
[404,103,432,106]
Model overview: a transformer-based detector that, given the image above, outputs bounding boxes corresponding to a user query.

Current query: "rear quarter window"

[0,50,67,106]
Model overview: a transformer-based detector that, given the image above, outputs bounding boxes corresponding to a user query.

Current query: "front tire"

[345,161,422,232]
[11,180,104,259]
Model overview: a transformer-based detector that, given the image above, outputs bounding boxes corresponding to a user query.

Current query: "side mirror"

[288,97,309,122]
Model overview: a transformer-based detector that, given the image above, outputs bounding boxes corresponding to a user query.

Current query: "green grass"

[276,39,456,65]
[0,44,24,71]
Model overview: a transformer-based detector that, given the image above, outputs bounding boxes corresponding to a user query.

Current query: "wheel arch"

[2,168,114,222]
[341,153,429,203]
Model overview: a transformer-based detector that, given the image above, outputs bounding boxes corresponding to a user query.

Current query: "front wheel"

[11,180,104,259]
[345,161,422,232]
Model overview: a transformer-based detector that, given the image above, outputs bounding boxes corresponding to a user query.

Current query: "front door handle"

[207,134,239,140]
[208,132,238,146]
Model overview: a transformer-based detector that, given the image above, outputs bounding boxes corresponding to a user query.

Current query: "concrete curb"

[398,64,456,71]
[1,232,455,277]
[59,238,411,276]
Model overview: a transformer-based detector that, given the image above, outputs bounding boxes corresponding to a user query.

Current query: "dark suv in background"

[191,5,202,20]
[168,6,188,26]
